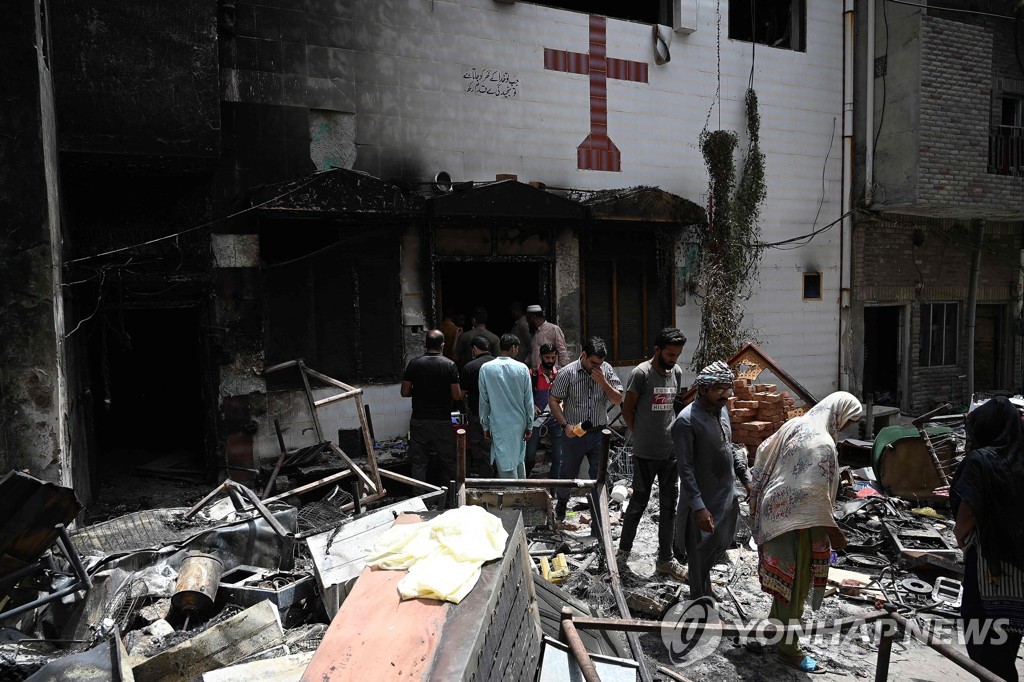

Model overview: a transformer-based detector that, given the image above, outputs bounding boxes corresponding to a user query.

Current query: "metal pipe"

[455,428,467,507]
[0,581,90,621]
[890,611,1007,682]
[55,526,92,592]
[349,479,362,515]
[465,478,597,489]
[570,610,890,636]
[378,467,445,492]
[874,619,894,682]
[864,0,875,205]
[841,0,856,392]
[596,480,652,682]
[560,608,602,682]
[597,428,610,485]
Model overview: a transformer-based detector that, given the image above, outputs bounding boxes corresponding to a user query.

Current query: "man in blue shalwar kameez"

[479,334,535,479]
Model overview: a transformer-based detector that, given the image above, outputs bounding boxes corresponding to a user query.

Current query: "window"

[919,303,958,367]
[583,228,672,365]
[521,0,670,25]
[802,272,821,300]
[729,0,806,52]
[261,224,402,390]
[990,95,1024,176]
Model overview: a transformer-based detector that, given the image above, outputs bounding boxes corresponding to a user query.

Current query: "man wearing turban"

[672,360,752,600]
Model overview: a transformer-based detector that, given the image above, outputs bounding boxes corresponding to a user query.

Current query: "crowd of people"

[403,305,1024,679]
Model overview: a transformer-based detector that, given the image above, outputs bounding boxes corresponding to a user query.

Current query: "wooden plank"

[378,467,445,492]
[301,515,450,682]
[312,390,362,407]
[297,362,324,441]
[326,443,377,494]
[354,394,382,492]
[133,600,284,682]
[262,359,301,374]
[261,470,353,506]
[301,367,359,393]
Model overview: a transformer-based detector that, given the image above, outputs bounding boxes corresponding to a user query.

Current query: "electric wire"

[64,171,325,265]
[885,0,1018,21]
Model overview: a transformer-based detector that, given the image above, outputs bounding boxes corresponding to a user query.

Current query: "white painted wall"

[255,0,846,455]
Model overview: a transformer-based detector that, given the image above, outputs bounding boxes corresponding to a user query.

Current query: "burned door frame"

[580,222,678,365]
[575,187,704,365]
[863,303,911,412]
[974,303,1010,393]
[424,180,588,329]
[89,297,219,471]
[428,221,558,327]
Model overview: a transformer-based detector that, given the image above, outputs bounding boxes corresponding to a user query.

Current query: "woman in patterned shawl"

[749,391,863,673]
[950,396,1024,682]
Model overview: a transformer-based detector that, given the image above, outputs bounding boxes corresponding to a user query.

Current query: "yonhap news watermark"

[659,600,1012,667]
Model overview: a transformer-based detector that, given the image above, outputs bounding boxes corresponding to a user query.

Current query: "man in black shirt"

[401,329,461,486]
[460,336,496,477]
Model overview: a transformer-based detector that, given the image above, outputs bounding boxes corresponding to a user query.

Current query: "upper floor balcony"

[865,4,1023,221]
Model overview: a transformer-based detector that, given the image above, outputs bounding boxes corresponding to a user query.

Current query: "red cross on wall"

[544,15,649,172]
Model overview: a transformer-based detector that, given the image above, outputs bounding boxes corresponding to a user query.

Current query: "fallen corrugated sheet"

[305,496,427,617]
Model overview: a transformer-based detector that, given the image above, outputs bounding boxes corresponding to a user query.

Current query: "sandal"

[776,654,827,674]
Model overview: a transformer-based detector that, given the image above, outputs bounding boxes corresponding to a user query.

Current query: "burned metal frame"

[183,478,387,540]
[0,525,93,621]
[261,359,383,496]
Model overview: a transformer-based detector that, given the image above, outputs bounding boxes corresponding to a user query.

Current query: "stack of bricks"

[728,378,802,464]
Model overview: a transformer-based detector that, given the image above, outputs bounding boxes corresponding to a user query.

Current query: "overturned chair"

[0,471,91,621]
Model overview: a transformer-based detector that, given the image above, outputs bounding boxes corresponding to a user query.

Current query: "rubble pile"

[0,356,992,681]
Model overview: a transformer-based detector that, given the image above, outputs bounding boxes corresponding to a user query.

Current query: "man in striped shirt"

[548,337,623,531]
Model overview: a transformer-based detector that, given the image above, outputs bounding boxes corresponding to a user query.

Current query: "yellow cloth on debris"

[364,505,509,603]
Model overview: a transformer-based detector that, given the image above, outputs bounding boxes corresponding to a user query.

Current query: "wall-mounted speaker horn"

[433,171,453,193]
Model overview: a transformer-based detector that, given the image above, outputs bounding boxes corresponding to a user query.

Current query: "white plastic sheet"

[364,506,508,603]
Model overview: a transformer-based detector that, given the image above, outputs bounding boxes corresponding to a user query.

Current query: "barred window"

[919,302,958,367]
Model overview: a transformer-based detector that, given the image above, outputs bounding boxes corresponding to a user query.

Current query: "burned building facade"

[4,0,851,501]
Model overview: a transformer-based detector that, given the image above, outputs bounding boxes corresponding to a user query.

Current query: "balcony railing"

[989,125,1024,177]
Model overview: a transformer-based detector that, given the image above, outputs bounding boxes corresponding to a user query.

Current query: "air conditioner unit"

[673,0,697,34]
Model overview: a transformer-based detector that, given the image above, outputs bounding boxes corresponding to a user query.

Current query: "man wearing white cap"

[526,305,570,368]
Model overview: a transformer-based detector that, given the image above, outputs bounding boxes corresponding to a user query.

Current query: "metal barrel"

[171,552,224,616]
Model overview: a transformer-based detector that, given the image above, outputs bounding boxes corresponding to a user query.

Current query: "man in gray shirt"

[673,360,752,600]
[618,328,688,581]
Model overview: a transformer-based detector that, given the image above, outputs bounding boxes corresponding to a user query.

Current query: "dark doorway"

[864,306,901,406]
[435,262,548,338]
[89,307,206,468]
[975,305,1004,393]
